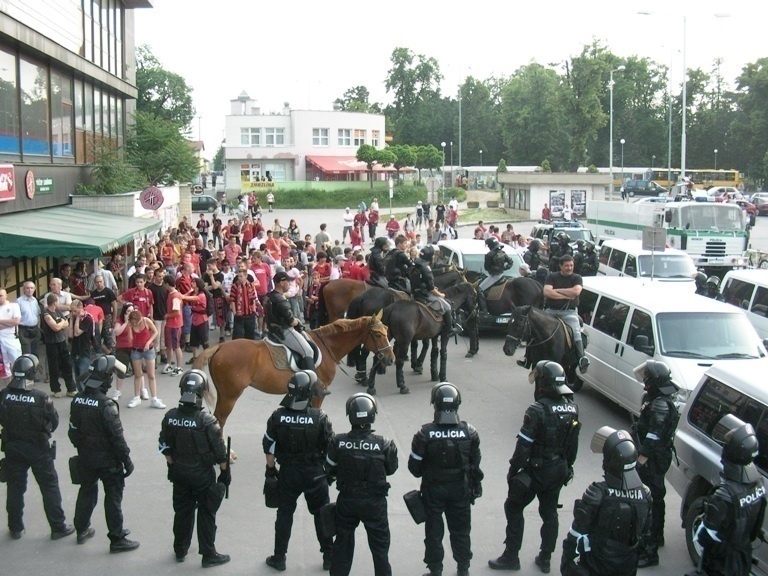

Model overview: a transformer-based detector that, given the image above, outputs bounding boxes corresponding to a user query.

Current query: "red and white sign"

[139,186,164,210]
[0,163,15,202]
[25,170,35,199]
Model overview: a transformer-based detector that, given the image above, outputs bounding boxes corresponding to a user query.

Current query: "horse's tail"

[346,292,364,320]
[194,344,221,411]
[317,283,330,326]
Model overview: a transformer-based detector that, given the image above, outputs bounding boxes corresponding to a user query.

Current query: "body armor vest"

[422,422,472,483]
[523,250,541,270]
[69,391,124,468]
[0,388,52,443]
[634,396,679,459]
[409,259,434,298]
[272,407,324,465]
[486,250,510,276]
[162,407,217,467]
[716,480,766,550]
[531,397,579,461]
[334,431,390,496]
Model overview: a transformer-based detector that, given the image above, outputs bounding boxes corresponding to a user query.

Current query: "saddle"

[485,279,508,301]
[414,300,446,323]
[264,334,323,372]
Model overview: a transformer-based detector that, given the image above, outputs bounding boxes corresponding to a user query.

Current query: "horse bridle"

[364,319,393,361]
[505,309,560,348]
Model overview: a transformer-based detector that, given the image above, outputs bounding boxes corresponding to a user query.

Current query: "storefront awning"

[306,156,415,174]
[0,206,163,259]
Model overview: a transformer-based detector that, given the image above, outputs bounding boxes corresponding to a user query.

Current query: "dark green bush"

[257,185,466,209]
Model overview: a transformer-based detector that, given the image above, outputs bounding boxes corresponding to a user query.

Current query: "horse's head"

[365,311,395,367]
[503,305,531,356]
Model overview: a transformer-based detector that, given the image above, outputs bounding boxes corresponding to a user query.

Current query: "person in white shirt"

[370,198,380,213]
[562,206,573,222]
[0,288,22,382]
[448,195,459,212]
[16,282,42,372]
[342,208,354,244]
[40,278,73,317]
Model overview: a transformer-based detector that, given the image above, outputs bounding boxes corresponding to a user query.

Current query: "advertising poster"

[571,190,586,216]
[549,190,565,218]
[0,164,15,202]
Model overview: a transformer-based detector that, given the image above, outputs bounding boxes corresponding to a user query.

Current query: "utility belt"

[277,453,323,467]
[529,453,564,469]
[339,479,389,497]
[424,467,465,484]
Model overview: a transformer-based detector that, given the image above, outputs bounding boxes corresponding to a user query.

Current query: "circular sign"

[192,184,204,195]
[25,170,35,199]
[139,186,164,210]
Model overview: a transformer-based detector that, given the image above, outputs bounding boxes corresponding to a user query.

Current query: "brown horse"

[193,313,394,427]
[317,279,369,325]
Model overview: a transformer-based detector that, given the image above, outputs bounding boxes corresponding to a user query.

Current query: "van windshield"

[637,255,697,278]
[676,204,743,232]
[657,312,765,359]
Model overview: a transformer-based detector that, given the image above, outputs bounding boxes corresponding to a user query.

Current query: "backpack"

[204,289,215,317]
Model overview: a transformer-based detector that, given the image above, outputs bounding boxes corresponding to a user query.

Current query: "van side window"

[721,278,755,309]
[578,289,599,325]
[593,297,629,339]
[624,254,637,277]
[626,309,654,351]
[688,377,768,472]
[599,245,611,265]
[609,249,626,272]
[751,286,768,317]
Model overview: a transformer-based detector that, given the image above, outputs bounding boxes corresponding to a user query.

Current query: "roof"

[701,360,768,402]
[306,156,415,174]
[437,238,518,257]
[599,238,689,256]
[0,206,163,259]
[723,269,768,282]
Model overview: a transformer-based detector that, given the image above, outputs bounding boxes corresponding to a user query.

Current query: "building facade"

[224,92,387,194]
[498,172,611,220]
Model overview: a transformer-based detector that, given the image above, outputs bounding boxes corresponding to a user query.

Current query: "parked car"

[529,221,595,260]
[750,192,768,215]
[621,179,668,198]
[436,238,525,329]
[191,194,219,213]
[596,239,697,292]
[668,361,768,572]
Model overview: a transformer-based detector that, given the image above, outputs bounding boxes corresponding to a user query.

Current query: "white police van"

[597,239,697,293]
[720,268,768,339]
[575,277,768,415]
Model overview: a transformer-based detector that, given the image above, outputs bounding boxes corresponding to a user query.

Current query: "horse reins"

[506,312,561,348]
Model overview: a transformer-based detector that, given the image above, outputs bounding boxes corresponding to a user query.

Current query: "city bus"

[577,167,741,191]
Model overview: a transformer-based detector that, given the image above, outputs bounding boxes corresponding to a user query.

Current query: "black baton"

[225,436,231,499]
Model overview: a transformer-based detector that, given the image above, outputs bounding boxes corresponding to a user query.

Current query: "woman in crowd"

[182,278,210,366]
[112,302,136,401]
[126,307,163,409]
[287,219,301,243]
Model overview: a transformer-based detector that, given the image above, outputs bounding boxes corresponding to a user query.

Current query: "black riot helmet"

[82,355,126,391]
[280,370,315,411]
[9,354,39,390]
[419,245,435,261]
[532,360,570,400]
[575,239,585,252]
[557,232,570,244]
[694,271,707,290]
[715,414,761,483]
[373,237,389,251]
[179,369,208,407]
[633,360,679,398]
[591,426,643,490]
[528,239,542,252]
[584,241,595,253]
[346,392,377,426]
[431,382,462,425]
[706,275,720,289]
[485,237,500,251]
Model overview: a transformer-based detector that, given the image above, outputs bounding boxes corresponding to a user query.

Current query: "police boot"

[110,537,140,553]
[534,552,551,573]
[202,552,231,568]
[423,567,442,576]
[488,552,521,571]
[516,355,530,369]
[575,340,590,374]
[266,555,287,571]
[478,290,488,314]
[443,310,461,336]
[637,546,659,568]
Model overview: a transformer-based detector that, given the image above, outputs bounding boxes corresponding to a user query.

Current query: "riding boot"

[298,356,318,383]
[443,310,461,336]
[478,290,488,314]
[575,340,590,374]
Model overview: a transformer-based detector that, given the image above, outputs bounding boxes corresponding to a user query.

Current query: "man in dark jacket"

[68,355,139,552]
[409,383,483,576]
[159,369,230,567]
[0,354,74,540]
[478,237,514,313]
[368,237,390,288]
[409,245,460,335]
[266,271,316,375]
[385,234,412,293]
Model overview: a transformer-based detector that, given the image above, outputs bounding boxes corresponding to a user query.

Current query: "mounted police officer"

[478,237,514,314]
[409,383,483,576]
[266,270,316,377]
[263,370,335,572]
[68,355,139,552]
[158,369,230,567]
[687,416,766,576]
[368,237,390,289]
[489,361,581,573]
[632,360,680,568]
[561,427,651,576]
[543,254,590,373]
[326,393,398,576]
[0,354,74,541]
[410,245,460,336]
[549,232,573,273]
[579,241,599,277]
[385,234,412,293]
[523,239,543,271]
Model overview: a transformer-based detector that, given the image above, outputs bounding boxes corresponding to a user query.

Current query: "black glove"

[218,466,231,487]
[564,466,574,486]
[294,323,304,333]
[470,483,482,504]
[123,458,134,478]
[265,465,279,478]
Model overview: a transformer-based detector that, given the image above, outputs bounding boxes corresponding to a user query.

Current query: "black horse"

[364,282,477,396]
[482,276,544,316]
[502,305,583,389]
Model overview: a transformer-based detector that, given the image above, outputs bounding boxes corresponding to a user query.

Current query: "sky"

[134,0,768,160]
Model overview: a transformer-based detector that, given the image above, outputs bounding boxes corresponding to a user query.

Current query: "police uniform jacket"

[0,387,58,448]
[523,249,542,271]
[580,251,599,276]
[159,404,227,471]
[408,421,482,488]
[326,428,398,497]
[369,248,387,278]
[409,257,435,300]
[263,406,333,467]
[633,392,679,469]
[385,249,412,288]
[484,248,514,276]
[68,388,130,470]
[266,290,294,339]
[550,241,574,260]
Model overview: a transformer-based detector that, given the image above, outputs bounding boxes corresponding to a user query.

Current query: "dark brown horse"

[317,279,369,325]
[483,276,544,317]
[193,313,394,427]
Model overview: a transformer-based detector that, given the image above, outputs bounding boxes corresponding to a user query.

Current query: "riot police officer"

[478,237,515,313]
[702,276,723,300]
[632,360,680,568]
[410,245,460,335]
[523,239,543,271]
[688,416,766,576]
[326,393,398,576]
[694,271,708,295]
[561,427,651,576]
[68,355,139,552]
[549,232,573,272]
[266,271,316,375]
[579,241,599,277]
[489,361,581,573]
[0,354,74,540]
[159,370,230,567]
[409,383,483,576]
[263,370,334,572]
[385,234,412,293]
[368,237,390,288]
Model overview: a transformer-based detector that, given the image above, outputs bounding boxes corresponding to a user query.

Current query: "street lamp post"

[441,142,446,192]
[714,149,718,170]
[620,138,626,190]
[479,150,483,167]
[609,65,626,197]
[450,142,454,187]
[651,154,656,174]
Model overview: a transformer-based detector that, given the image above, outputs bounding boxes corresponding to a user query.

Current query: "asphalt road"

[2,206,697,576]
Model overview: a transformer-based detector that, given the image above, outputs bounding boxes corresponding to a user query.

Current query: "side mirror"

[633,334,655,356]
[664,210,672,223]
[750,214,757,227]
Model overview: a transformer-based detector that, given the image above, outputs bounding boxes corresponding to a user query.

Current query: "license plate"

[496,316,511,324]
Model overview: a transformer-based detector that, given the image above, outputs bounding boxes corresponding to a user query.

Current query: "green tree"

[457,76,502,166]
[356,144,380,189]
[212,145,225,172]
[415,145,443,178]
[389,144,417,180]
[127,110,199,186]
[541,159,552,172]
[732,58,768,182]
[136,45,195,129]
[376,148,397,168]
[497,159,508,172]
[334,86,381,113]
[76,143,146,195]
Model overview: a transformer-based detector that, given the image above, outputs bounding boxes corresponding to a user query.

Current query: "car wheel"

[684,496,707,566]
[628,191,635,198]
[208,205,216,213]
[760,260,768,270]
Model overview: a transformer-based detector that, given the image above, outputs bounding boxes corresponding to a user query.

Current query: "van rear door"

[614,307,656,413]
[582,292,629,405]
